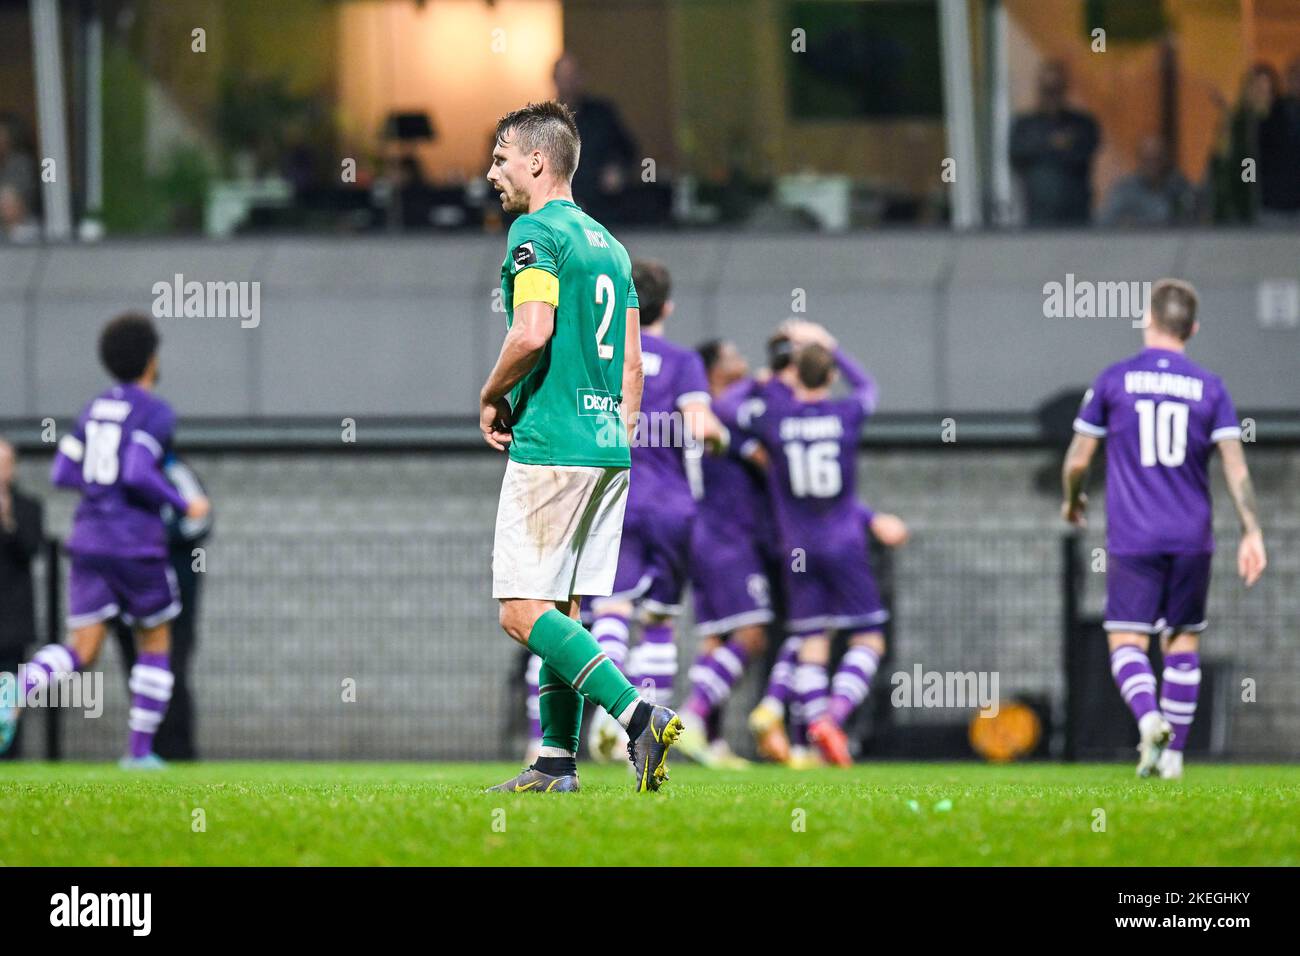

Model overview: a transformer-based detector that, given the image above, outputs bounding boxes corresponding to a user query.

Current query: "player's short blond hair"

[494,101,581,181]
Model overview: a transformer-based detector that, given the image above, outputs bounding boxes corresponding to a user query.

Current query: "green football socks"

[527,609,640,723]
[537,661,582,754]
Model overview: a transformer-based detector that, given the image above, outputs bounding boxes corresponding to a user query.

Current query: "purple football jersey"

[744,352,877,552]
[694,377,770,540]
[56,384,187,559]
[1075,347,1241,555]
[627,332,711,516]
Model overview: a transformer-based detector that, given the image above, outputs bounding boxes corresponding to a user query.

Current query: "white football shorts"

[492,459,630,602]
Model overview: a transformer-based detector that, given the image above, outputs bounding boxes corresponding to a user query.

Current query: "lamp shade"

[382,111,436,142]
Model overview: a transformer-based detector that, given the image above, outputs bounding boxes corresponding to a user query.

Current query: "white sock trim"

[614,698,643,728]
[129,664,174,701]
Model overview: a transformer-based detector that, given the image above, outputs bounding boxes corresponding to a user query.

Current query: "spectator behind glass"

[0,439,44,760]
[1100,135,1198,228]
[0,185,40,244]
[1257,57,1300,225]
[0,116,37,211]
[1010,60,1101,226]
[1207,64,1278,225]
[395,155,433,230]
[553,53,638,224]
[1288,56,1300,105]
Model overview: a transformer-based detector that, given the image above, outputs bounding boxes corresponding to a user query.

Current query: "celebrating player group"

[475,100,1265,793]
[0,100,1267,794]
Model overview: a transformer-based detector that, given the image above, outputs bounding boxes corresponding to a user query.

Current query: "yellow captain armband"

[513,268,559,307]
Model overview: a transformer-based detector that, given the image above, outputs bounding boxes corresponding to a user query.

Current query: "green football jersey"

[499,199,638,467]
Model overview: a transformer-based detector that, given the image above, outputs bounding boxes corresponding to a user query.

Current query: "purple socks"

[1160,651,1201,752]
[829,645,881,726]
[1110,645,1159,724]
[127,651,173,759]
[21,644,82,698]
[685,637,750,721]
[632,623,677,703]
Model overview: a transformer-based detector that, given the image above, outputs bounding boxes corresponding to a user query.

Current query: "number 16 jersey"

[743,379,872,555]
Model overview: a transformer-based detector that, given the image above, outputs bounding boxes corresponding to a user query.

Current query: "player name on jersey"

[89,398,132,422]
[779,415,845,442]
[1123,371,1205,401]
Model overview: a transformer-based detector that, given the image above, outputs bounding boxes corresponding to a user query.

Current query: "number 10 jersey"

[1074,347,1241,556]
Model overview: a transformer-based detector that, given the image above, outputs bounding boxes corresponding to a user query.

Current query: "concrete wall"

[2,230,1297,422]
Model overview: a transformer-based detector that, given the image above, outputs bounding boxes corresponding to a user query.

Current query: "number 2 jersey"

[53,383,188,559]
[499,199,638,468]
[1074,347,1241,556]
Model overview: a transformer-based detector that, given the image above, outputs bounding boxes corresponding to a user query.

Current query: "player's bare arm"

[478,300,556,451]
[1060,432,1098,526]
[681,399,728,453]
[778,318,832,350]
[621,305,644,443]
[1218,437,1266,587]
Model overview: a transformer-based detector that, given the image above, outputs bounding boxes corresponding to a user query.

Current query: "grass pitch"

[1,761,1296,867]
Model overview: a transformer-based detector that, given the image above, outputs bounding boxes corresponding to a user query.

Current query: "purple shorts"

[67,553,181,630]
[782,533,888,636]
[1104,552,1212,635]
[689,521,774,637]
[608,503,694,615]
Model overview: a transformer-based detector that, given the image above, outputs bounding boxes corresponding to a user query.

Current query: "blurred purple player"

[740,321,907,768]
[780,497,908,765]
[671,338,775,768]
[0,314,210,768]
[583,260,725,761]
[1063,279,1266,780]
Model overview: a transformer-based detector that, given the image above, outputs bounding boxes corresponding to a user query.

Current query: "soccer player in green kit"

[479,102,684,793]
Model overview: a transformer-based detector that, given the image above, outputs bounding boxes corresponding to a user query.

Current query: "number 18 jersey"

[499,199,638,468]
[1074,347,1241,555]
[64,383,178,559]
